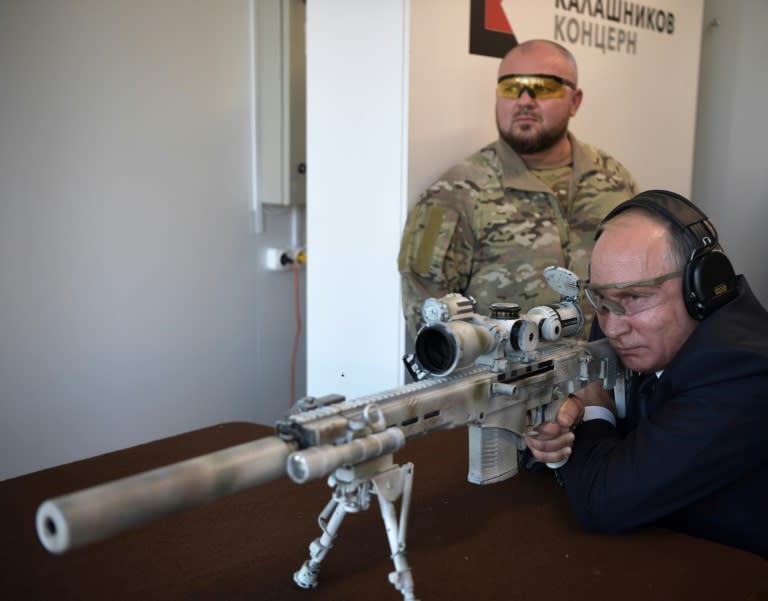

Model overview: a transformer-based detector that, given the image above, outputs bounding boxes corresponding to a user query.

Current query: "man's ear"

[570,88,583,116]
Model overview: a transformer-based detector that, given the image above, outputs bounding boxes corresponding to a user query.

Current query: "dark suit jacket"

[560,276,768,558]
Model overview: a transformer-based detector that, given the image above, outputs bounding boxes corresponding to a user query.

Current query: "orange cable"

[289,260,302,408]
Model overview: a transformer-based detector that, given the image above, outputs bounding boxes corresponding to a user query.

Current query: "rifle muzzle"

[36,435,296,554]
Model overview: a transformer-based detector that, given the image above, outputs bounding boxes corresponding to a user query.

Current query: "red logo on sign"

[484,0,514,34]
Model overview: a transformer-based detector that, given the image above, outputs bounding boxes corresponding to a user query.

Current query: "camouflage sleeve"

[397,183,476,337]
[604,151,639,196]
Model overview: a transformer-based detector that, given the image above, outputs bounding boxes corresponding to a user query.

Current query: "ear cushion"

[683,249,738,320]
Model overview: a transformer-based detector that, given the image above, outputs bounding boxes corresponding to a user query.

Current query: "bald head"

[498,40,578,85]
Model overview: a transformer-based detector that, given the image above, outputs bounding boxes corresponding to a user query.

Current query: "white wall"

[0,0,305,479]
[692,0,768,304]
[407,1,498,202]
[305,1,409,398]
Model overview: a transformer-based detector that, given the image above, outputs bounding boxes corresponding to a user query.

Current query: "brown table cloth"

[2,422,766,600]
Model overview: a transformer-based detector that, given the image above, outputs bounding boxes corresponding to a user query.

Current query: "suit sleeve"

[558,346,768,533]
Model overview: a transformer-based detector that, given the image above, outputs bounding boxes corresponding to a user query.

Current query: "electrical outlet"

[265,248,291,271]
[265,247,306,271]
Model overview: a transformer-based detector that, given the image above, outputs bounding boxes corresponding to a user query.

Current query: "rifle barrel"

[36,435,296,553]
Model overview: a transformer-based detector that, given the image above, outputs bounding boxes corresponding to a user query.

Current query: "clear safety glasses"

[584,271,683,316]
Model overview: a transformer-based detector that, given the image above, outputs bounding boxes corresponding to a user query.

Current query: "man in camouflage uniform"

[398,40,638,337]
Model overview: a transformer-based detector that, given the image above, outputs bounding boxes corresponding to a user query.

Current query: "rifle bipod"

[293,455,419,601]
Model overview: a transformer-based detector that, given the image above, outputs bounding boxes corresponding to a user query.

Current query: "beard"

[497,112,569,155]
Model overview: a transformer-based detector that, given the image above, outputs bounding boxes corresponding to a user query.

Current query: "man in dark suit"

[525,190,768,558]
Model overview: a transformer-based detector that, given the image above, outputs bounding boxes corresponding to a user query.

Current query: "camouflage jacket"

[398,134,638,337]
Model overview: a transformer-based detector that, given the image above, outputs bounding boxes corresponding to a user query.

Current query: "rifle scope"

[414,321,492,376]
[414,317,538,377]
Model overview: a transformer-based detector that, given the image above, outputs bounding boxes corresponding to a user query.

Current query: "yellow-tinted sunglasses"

[497,73,577,100]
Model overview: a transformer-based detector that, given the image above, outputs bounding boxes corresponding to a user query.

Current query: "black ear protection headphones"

[597,189,738,320]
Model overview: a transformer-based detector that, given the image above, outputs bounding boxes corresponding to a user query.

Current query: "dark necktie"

[632,373,658,422]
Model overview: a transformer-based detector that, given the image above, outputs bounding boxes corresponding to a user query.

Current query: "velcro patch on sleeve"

[414,205,445,274]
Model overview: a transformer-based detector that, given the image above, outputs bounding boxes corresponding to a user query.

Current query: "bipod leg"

[372,462,419,601]
[293,495,348,589]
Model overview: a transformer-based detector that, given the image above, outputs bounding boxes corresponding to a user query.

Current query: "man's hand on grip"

[525,392,584,465]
